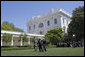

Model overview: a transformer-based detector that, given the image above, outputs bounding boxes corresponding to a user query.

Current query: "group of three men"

[34,38,47,52]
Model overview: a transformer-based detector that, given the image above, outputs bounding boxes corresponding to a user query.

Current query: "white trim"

[58,9,72,17]
[1,30,44,37]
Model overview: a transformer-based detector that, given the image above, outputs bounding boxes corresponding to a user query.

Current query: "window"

[40,31,42,34]
[47,21,50,26]
[63,26,65,33]
[39,23,44,28]
[29,26,31,30]
[67,20,68,25]
[39,31,43,34]
[63,19,64,23]
[34,25,35,29]
[54,18,57,24]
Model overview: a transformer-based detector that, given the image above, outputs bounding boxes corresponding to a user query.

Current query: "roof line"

[1,30,44,37]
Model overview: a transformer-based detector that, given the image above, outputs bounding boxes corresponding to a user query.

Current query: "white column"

[59,15,63,28]
[20,38,22,46]
[11,35,14,46]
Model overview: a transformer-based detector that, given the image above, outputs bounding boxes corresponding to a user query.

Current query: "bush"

[46,44,56,48]
[1,45,34,51]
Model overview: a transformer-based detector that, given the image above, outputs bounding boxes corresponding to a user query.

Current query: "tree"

[1,21,24,32]
[68,6,84,41]
[2,33,13,45]
[2,21,10,25]
[30,36,39,42]
[14,27,24,32]
[1,24,13,31]
[62,33,71,42]
[44,28,63,45]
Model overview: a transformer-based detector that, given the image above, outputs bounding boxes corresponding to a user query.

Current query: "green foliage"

[44,28,63,45]
[1,21,24,32]
[62,33,71,42]
[2,21,10,25]
[68,6,84,41]
[1,46,33,51]
[22,33,28,42]
[46,44,56,48]
[30,36,39,42]
[19,33,23,40]
[2,33,13,44]
[19,33,28,41]
[13,27,24,32]
[1,24,13,31]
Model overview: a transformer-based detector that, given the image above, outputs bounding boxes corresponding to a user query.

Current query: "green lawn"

[1,47,84,56]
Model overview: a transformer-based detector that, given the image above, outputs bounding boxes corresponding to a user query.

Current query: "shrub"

[1,45,34,51]
[46,44,56,48]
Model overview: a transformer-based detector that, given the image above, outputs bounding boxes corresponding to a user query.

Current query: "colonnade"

[1,30,44,46]
[1,34,33,46]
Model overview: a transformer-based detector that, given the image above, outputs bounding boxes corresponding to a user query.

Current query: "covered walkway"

[1,30,44,46]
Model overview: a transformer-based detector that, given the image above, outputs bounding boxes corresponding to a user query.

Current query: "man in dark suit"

[38,39,43,52]
[42,39,47,52]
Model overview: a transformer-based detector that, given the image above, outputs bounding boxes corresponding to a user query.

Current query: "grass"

[1,47,84,56]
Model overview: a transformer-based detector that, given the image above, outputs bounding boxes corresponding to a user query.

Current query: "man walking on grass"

[42,39,47,52]
[34,39,38,51]
[38,39,43,52]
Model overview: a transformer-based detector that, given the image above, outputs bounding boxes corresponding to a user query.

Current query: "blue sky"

[1,1,84,32]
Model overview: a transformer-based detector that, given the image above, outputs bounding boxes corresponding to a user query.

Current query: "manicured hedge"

[1,44,57,51]
[46,44,56,48]
[1,45,33,51]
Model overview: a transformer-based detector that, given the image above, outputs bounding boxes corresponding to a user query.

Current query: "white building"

[27,8,72,35]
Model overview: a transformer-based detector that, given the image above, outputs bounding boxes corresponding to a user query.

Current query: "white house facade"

[27,8,72,35]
